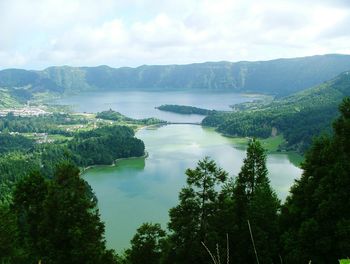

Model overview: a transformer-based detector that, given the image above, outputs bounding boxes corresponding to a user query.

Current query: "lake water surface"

[56,91,260,122]
[56,91,302,252]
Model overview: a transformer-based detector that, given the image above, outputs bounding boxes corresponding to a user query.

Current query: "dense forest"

[156,105,214,115]
[69,126,145,167]
[0,119,145,204]
[1,55,350,102]
[203,71,350,152]
[1,98,349,263]
[0,163,117,263]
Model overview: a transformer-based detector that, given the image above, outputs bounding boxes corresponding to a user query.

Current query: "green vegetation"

[156,104,214,115]
[1,54,350,97]
[1,98,350,263]
[279,97,350,263]
[0,133,35,154]
[120,98,350,263]
[259,135,284,152]
[124,223,166,264]
[96,109,126,121]
[120,139,280,263]
[0,90,22,109]
[203,71,350,152]
[0,110,147,204]
[0,112,87,136]
[1,163,118,263]
[69,125,145,167]
[96,109,166,125]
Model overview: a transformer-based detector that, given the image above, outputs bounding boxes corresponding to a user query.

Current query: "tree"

[166,157,228,264]
[0,204,23,263]
[280,97,350,263]
[126,223,166,264]
[11,163,117,264]
[12,171,48,261]
[222,139,280,263]
[234,138,269,201]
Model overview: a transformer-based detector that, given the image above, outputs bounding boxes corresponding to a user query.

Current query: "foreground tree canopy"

[280,97,350,263]
[1,163,117,264]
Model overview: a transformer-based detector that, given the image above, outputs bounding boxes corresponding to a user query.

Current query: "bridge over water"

[166,122,201,125]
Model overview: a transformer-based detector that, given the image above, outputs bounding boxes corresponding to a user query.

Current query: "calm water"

[56,91,302,251]
[83,125,302,252]
[55,91,259,122]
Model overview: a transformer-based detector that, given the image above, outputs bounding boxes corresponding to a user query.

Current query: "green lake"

[55,91,303,252]
[83,124,302,252]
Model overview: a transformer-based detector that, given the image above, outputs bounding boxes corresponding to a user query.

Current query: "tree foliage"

[203,71,350,152]
[280,97,350,263]
[166,157,227,264]
[125,223,166,264]
[8,163,117,264]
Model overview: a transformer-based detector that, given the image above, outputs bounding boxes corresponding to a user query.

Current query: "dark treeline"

[0,133,35,154]
[69,126,145,167]
[0,112,86,136]
[0,125,145,204]
[1,98,350,263]
[0,163,118,263]
[156,105,214,115]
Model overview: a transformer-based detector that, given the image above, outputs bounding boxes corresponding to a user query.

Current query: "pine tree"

[12,171,48,261]
[11,163,117,264]
[0,204,22,263]
[126,223,165,264]
[224,139,280,263]
[280,97,350,263]
[166,157,228,264]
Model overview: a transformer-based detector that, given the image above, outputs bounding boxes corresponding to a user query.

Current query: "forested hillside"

[0,112,145,204]
[203,71,350,152]
[1,54,350,98]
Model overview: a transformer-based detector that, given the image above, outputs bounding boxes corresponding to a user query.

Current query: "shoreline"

[80,151,149,175]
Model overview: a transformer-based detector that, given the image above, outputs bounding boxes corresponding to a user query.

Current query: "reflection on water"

[83,125,302,252]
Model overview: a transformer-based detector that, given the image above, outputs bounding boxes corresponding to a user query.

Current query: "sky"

[1,0,350,70]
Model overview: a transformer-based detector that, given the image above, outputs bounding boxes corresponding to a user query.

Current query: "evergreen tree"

[234,138,269,201]
[12,171,49,261]
[126,223,165,264]
[280,97,350,263]
[219,139,280,263]
[0,204,23,263]
[11,163,117,264]
[166,157,228,264]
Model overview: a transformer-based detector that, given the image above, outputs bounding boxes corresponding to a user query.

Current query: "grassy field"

[260,135,284,152]
[228,134,285,152]
[227,134,304,167]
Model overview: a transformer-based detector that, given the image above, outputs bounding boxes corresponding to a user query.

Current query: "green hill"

[202,71,350,152]
[1,54,350,96]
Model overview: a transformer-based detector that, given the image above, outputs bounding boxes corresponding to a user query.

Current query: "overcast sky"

[1,0,350,70]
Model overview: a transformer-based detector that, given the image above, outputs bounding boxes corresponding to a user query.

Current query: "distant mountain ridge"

[1,54,350,96]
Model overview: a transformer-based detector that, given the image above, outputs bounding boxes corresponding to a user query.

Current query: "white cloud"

[0,0,350,69]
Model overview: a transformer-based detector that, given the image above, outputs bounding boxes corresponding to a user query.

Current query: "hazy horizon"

[1,53,349,71]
